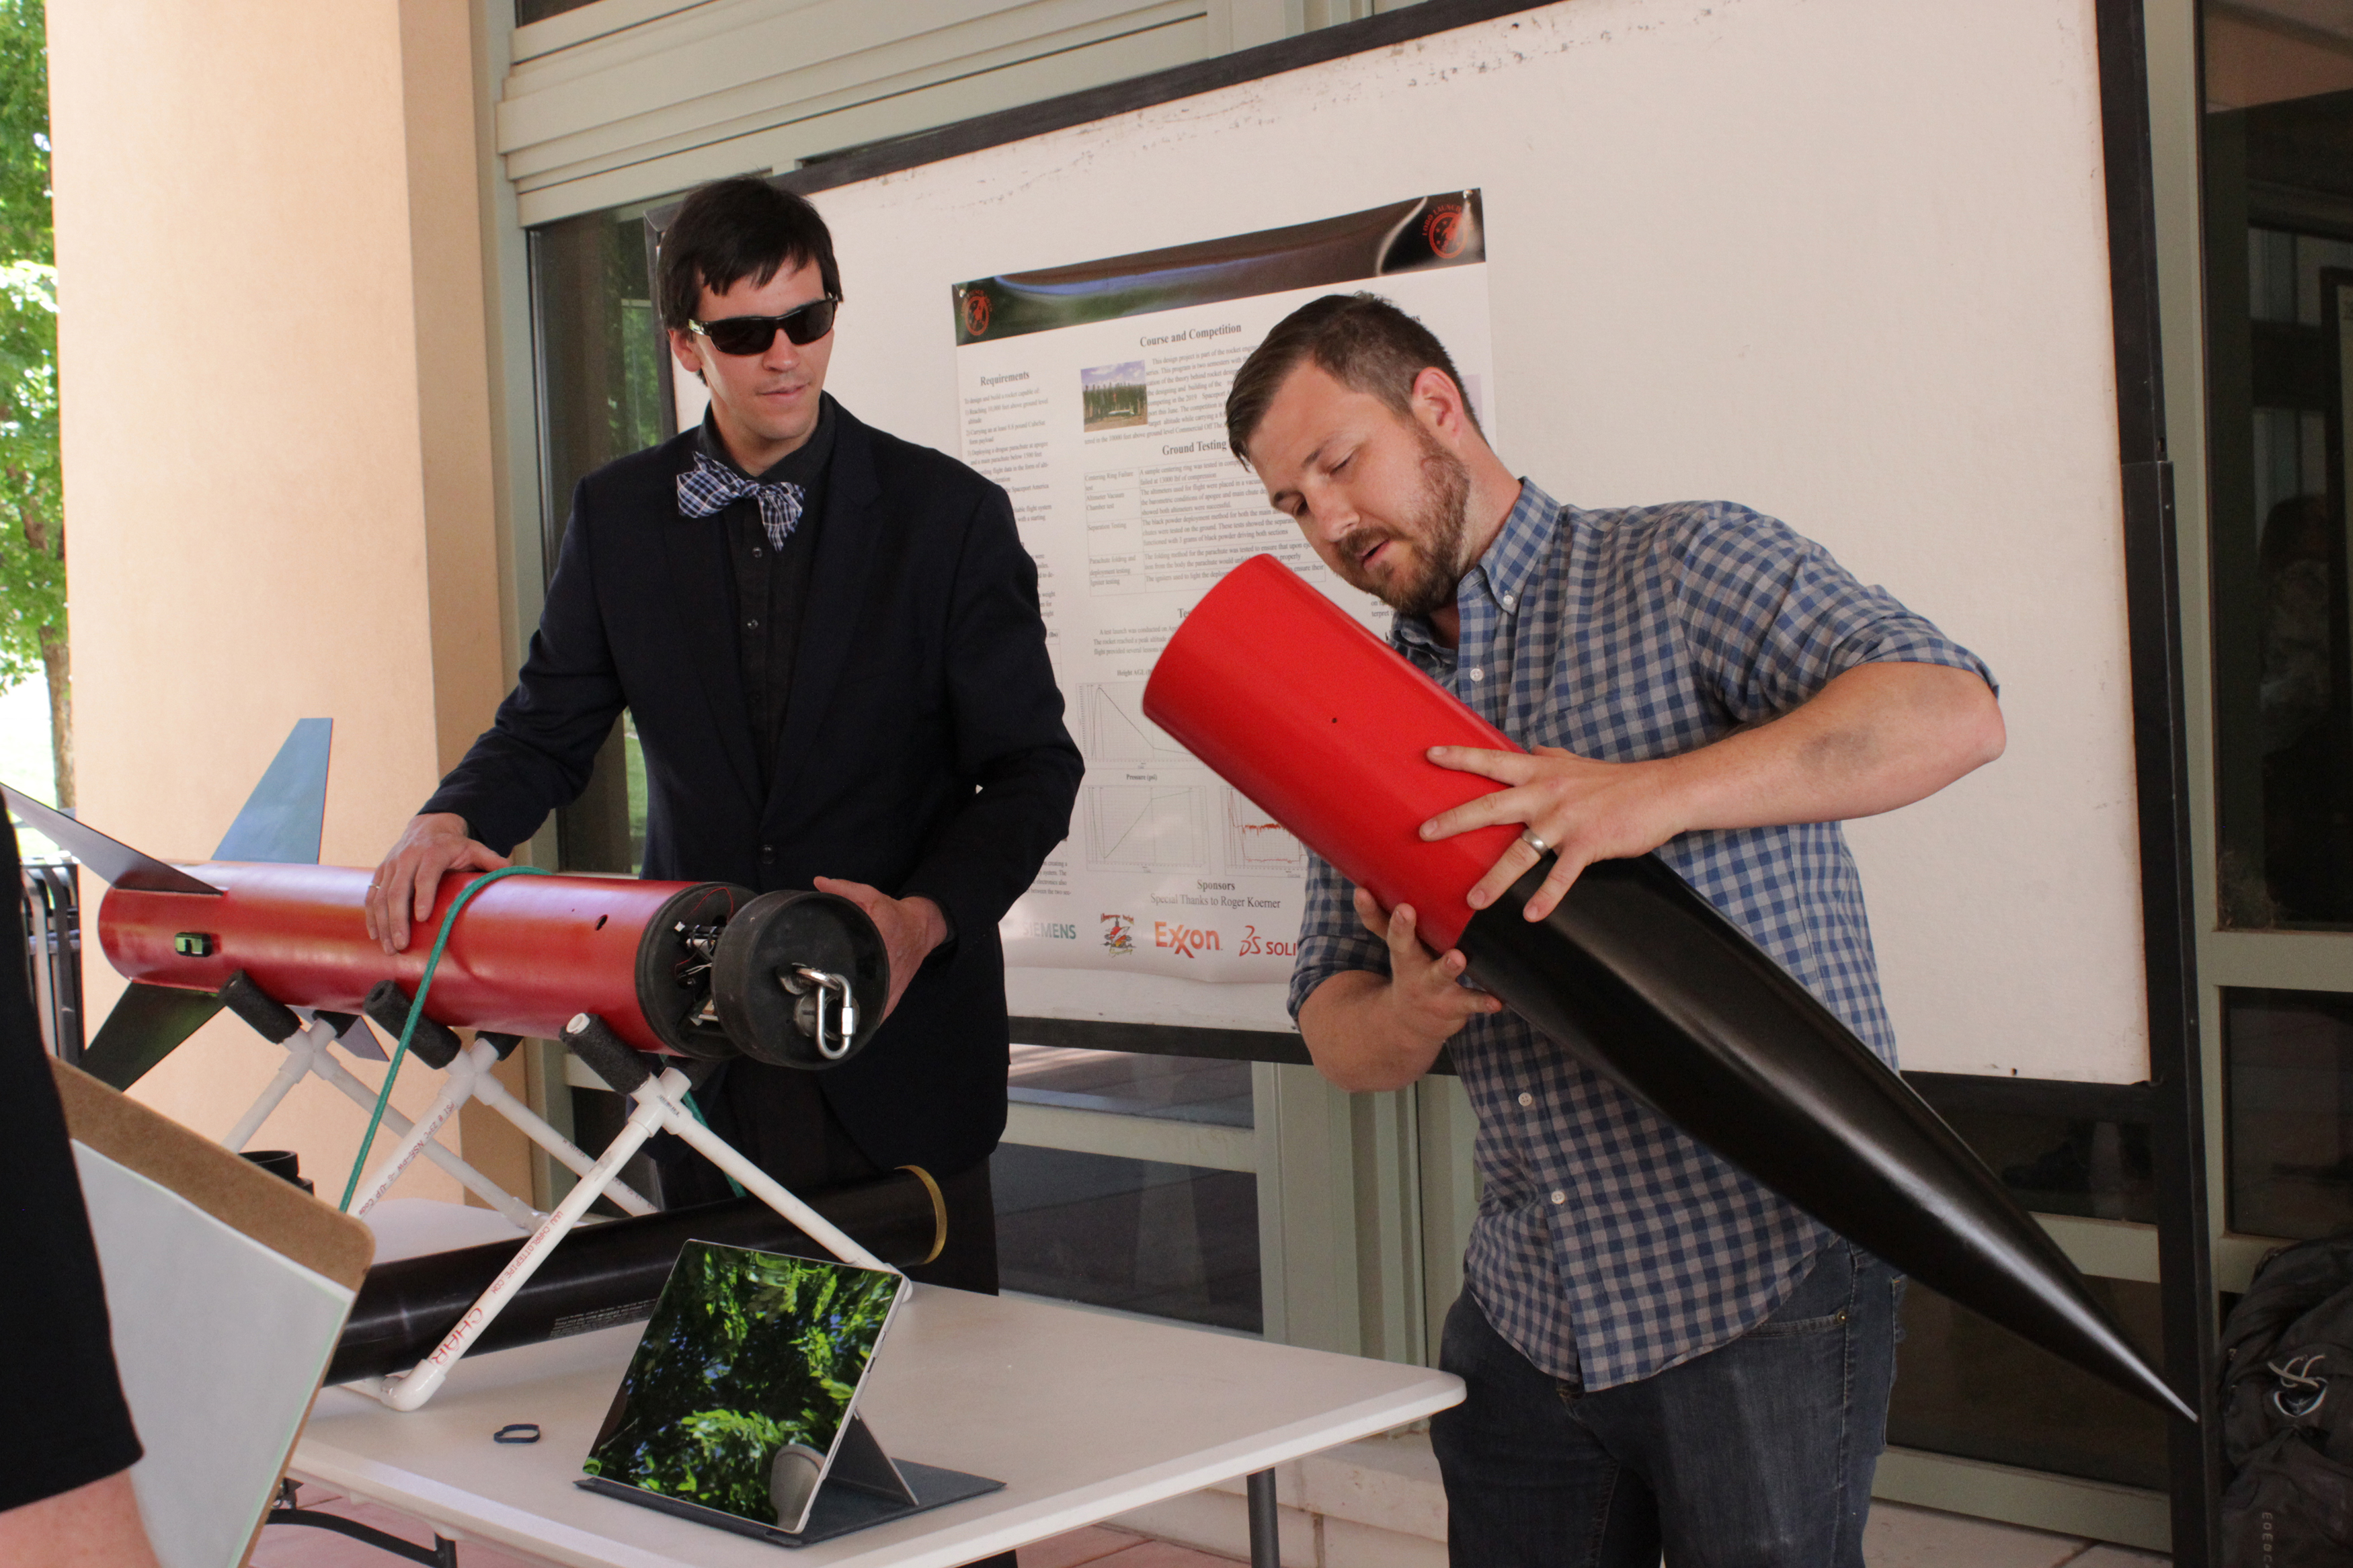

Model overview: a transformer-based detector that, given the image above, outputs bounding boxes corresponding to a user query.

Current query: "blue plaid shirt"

[1289,482,1994,1390]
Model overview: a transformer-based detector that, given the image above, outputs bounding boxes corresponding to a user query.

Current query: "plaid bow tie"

[676,452,805,548]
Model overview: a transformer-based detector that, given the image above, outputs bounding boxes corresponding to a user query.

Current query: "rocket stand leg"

[372,1071,675,1411]
[307,1044,539,1231]
[466,1055,655,1217]
[222,1018,334,1152]
[651,1081,887,1272]
[348,1048,492,1216]
[211,992,541,1231]
[344,1040,653,1218]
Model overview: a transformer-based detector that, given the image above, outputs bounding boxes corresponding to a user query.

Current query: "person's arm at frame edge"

[0,1473,161,1568]
[0,817,158,1565]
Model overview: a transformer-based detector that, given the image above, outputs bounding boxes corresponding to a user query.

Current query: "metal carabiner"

[789,966,857,1060]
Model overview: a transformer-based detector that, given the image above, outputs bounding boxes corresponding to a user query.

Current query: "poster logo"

[963,289,993,338]
[1424,204,1469,259]
[1101,913,1133,953]
[1153,920,1221,958]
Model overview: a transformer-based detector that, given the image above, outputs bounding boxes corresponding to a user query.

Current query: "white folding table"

[289,1284,1464,1568]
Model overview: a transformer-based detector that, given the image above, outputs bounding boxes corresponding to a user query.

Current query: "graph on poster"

[1224,790,1304,872]
[1086,784,1209,871]
[1080,684,1190,769]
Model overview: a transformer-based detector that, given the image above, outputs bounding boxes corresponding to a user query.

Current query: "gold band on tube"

[895,1164,949,1266]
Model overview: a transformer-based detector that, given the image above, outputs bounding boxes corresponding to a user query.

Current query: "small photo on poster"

[1081,360,1149,432]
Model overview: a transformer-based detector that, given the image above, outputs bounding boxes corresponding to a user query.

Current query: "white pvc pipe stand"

[343,1040,653,1220]
[467,1051,655,1216]
[221,1017,334,1153]
[348,1048,489,1216]
[221,1017,541,1231]
[372,1065,891,1411]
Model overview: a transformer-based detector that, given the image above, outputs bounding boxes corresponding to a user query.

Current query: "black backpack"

[2219,1233,2353,1565]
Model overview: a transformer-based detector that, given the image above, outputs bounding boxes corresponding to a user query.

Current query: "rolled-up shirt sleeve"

[1287,850,1392,1022]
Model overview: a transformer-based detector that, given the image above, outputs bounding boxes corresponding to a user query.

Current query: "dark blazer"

[426,398,1081,1176]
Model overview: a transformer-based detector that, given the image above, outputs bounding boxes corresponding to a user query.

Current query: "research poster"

[957,193,1495,982]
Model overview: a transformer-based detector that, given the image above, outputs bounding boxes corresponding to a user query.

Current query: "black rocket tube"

[328,1171,945,1384]
[1142,554,2190,1421]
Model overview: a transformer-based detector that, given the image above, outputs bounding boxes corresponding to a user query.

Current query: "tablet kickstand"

[826,1415,918,1507]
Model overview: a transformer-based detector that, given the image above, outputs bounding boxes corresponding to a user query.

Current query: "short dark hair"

[1225,292,1480,462]
[656,177,842,331]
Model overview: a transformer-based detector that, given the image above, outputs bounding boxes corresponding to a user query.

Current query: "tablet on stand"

[576,1239,1002,1547]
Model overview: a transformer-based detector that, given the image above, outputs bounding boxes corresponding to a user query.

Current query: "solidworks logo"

[1154,920,1220,958]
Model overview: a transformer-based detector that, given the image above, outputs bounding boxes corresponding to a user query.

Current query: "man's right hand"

[1295,888,1503,1093]
[365,813,510,954]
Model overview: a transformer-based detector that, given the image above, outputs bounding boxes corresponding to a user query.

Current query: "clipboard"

[50,1059,374,1568]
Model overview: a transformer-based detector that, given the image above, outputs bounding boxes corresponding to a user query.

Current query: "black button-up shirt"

[697,399,836,795]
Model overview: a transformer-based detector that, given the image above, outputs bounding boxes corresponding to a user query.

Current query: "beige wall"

[46,0,524,1202]
[2207,6,2353,110]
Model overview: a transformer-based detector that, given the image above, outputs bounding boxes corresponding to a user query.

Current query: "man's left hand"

[1415,663,2007,923]
[1417,745,1679,922]
[813,877,949,1023]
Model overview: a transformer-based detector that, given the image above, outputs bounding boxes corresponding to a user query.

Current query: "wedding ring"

[1521,829,1552,856]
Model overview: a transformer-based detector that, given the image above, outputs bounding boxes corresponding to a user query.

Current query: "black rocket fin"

[80,982,226,1089]
[212,718,332,864]
[0,784,221,896]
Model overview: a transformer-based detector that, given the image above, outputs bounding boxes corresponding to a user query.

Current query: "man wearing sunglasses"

[366,179,1082,1342]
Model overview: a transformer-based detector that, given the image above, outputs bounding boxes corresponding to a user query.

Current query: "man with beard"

[1224,292,2005,1568]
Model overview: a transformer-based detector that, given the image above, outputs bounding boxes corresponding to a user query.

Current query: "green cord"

[338,864,553,1213]
[680,1088,745,1200]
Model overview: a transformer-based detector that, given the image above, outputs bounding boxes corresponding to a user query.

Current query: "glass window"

[1006,1043,1254,1124]
[1933,1104,2155,1226]
[529,201,676,873]
[993,1046,1261,1333]
[516,0,600,26]
[2206,87,2353,928]
[531,203,671,579]
[2227,987,2353,1241]
[1888,1276,2166,1491]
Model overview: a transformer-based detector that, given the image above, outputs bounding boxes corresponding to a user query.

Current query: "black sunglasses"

[688,296,840,356]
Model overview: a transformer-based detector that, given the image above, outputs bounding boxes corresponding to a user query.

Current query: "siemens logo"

[1018,920,1078,940]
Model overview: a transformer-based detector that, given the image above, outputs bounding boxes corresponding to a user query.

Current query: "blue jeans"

[1429,1242,1901,1567]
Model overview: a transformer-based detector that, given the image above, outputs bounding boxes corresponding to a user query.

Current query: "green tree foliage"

[0,0,63,802]
[0,259,59,681]
[585,1245,900,1526]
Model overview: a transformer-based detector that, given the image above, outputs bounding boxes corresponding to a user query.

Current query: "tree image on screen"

[584,1243,899,1525]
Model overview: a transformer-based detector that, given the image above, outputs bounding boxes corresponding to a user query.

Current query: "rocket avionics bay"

[1143,554,2190,1422]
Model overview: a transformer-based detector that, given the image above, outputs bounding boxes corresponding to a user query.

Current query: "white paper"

[959,259,1494,985]
[74,1143,355,1568]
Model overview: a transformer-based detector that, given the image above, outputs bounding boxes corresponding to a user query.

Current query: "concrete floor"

[246,1489,2171,1567]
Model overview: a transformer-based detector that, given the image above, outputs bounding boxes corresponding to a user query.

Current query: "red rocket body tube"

[1144,554,2192,1423]
[100,866,744,1056]
[1142,556,1517,952]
